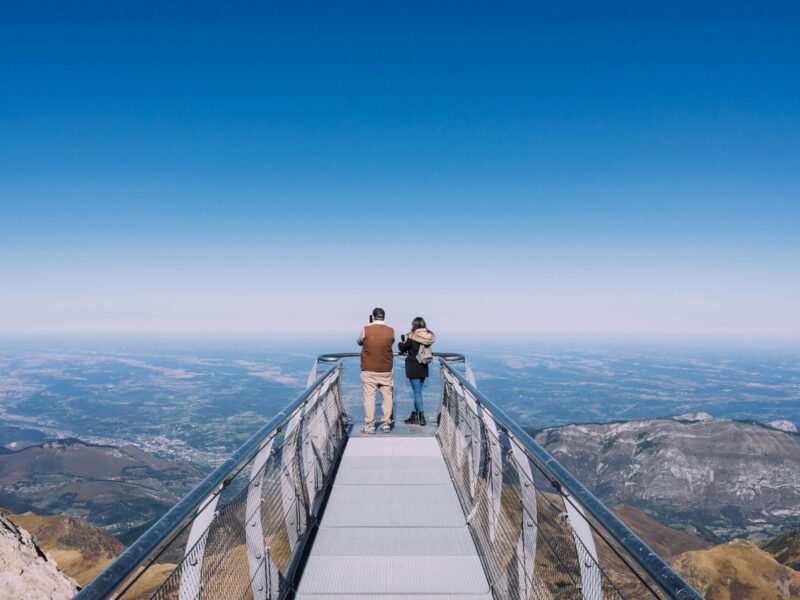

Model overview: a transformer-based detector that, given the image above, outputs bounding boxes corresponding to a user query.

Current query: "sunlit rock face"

[0,513,78,600]
[767,419,798,433]
[535,415,800,540]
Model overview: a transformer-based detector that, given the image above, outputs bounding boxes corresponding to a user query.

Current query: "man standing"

[357,307,395,434]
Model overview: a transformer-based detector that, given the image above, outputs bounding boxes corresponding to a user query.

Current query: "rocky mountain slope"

[0,512,77,599]
[5,510,125,586]
[763,528,800,571]
[534,413,800,540]
[1,506,176,598]
[0,438,203,538]
[609,504,800,598]
[671,539,800,599]
[610,504,711,558]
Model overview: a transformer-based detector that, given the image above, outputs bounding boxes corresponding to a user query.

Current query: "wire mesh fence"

[114,366,347,600]
[319,355,443,429]
[437,362,672,600]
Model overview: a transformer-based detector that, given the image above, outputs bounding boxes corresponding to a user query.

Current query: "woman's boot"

[404,412,419,424]
[418,413,427,426]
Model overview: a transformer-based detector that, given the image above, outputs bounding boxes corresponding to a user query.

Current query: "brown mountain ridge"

[671,540,800,600]
[610,504,800,599]
[0,438,204,537]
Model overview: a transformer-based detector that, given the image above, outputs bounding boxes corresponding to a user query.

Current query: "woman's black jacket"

[398,337,429,379]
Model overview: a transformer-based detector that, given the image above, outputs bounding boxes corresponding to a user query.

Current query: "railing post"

[302,374,334,511]
[464,359,477,387]
[441,367,482,502]
[178,491,220,600]
[563,492,603,600]
[302,388,322,508]
[479,404,503,543]
[511,439,538,599]
[280,408,305,554]
[245,437,278,599]
[466,390,482,500]
[306,362,318,389]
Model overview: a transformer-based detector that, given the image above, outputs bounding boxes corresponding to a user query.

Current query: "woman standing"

[398,317,436,425]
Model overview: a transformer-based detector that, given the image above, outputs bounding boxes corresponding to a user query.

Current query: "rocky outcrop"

[767,419,799,433]
[0,513,78,599]
[6,510,124,586]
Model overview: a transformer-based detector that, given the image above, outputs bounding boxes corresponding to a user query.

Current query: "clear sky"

[1,1,799,337]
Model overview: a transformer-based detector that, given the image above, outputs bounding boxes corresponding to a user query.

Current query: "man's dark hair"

[372,307,385,320]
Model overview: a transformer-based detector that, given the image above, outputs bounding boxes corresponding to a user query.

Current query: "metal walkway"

[296,436,492,599]
[76,353,704,600]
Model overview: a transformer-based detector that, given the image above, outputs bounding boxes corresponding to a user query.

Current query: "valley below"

[1,342,799,598]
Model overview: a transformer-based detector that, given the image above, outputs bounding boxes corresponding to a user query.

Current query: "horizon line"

[2,330,800,345]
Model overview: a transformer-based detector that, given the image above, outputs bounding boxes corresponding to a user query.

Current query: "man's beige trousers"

[361,370,393,425]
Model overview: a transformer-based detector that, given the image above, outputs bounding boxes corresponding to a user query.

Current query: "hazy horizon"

[3,330,800,351]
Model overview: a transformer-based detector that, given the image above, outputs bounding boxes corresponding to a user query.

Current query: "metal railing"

[75,365,346,600]
[76,352,702,600]
[312,352,463,425]
[438,358,702,600]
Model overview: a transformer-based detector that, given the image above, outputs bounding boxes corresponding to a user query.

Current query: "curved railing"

[75,365,346,600]
[437,358,702,600]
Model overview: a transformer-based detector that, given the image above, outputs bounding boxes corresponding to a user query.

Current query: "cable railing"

[75,352,702,600]
[438,358,703,600]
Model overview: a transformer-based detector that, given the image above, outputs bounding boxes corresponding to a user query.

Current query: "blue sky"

[1,1,799,337]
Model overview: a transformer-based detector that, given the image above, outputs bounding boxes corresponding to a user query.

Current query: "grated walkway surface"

[296,436,492,600]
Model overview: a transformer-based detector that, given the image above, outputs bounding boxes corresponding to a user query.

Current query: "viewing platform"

[75,353,703,600]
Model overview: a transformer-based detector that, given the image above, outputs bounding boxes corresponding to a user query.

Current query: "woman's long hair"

[411,317,427,332]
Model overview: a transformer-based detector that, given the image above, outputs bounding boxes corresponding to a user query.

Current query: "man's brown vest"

[360,323,394,372]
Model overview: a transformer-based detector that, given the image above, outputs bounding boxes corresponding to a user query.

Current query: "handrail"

[316,351,465,362]
[439,358,703,600]
[75,365,342,600]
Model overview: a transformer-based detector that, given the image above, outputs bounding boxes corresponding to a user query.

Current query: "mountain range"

[532,413,800,541]
[0,411,798,598]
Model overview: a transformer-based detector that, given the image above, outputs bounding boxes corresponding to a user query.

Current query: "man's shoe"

[380,422,392,433]
[418,413,427,426]
[404,412,419,425]
[362,424,377,435]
